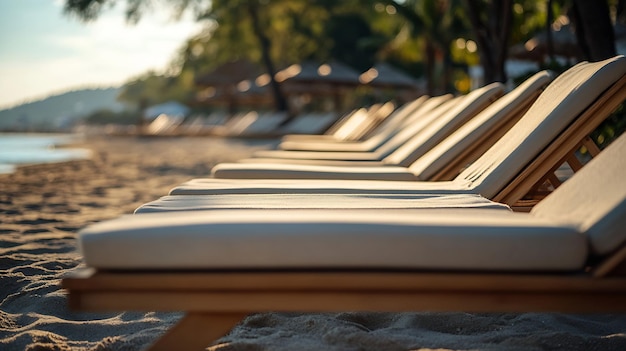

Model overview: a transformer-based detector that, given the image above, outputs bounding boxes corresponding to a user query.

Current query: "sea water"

[0,133,92,174]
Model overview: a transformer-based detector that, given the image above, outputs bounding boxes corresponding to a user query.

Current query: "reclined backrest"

[348,101,396,141]
[383,82,504,166]
[531,133,626,256]
[331,107,372,140]
[323,96,431,151]
[363,95,429,137]
[370,94,458,157]
[395,95,434,128]
[408,70,553,179]
[456,56,626,198]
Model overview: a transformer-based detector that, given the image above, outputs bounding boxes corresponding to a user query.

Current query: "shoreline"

[1,135,626,350]
[0,132,92,175]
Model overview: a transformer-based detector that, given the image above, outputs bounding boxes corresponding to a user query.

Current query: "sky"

[0,0,204,109]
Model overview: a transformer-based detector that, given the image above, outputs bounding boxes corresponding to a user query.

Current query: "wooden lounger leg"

[147,312,247,351]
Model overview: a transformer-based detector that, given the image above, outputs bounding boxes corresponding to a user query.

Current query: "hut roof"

[359,63,421,90]
[276,61,361,86]
[195,60,262,87]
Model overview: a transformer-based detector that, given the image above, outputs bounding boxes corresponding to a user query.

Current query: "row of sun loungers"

[146,106,389,138]
[145,110,337,137]
[145,95,404,138]
[63,56,626,351]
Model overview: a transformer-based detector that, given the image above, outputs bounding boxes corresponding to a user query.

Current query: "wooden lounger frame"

[64,249,626,351]
[495,74,626,210]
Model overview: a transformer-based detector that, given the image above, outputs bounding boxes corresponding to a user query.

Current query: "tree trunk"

[571,0,616,62]
[492,0,513,83]
[619,0,626,23]
[425,38,436,95]
[246,1,289,112]
[464,0,513,84]
[442,46,454,93]
[546,0,555,62]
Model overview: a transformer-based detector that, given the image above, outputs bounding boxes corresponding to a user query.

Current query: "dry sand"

[1,135,625,351]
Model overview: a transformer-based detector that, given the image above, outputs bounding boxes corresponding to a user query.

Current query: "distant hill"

[0,87,126,131]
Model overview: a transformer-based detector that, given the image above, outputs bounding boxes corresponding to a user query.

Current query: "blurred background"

[0,0,625,134]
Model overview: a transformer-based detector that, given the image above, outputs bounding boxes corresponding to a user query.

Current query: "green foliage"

[64,0,112,21]
[325,13,378,70]
[510,0,550,42]
[117,70,195,110]
[176,1,394,73]
[64,0,207,23]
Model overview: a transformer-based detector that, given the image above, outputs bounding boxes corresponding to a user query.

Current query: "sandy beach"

[1,135,626,351]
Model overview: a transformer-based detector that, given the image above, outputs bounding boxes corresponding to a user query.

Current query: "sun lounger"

[282,102,394,143]
[211,72,550,180]
[145,114,185,136]
[277,95,429,152]
[63,132,626,351]
[247,94,454,164]
[250,84,501,162]
[338,101,397,141]
[277,112,336,135]
[170,56,626,209]
[135,193,511,213]
[231,111,287,137]
[279,108,361,142]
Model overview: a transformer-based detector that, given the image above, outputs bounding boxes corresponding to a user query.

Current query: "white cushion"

[279,96,427,152]
[409,71,552,180]
[532,133,626,255]
[79,209,586,271]
[460,56,626,198]
[383,82,504,166]
[253,95,456,161]
[371,94,457,159]
[228,74,549,175]
[237,158,387,166]
[251,149,385,161]
[211,83,505,180]
[279,112,336,135]
[212,163,419,180]
[170,178,474,195]
[135,193,511,213]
